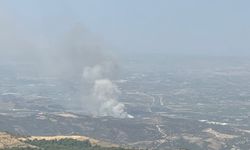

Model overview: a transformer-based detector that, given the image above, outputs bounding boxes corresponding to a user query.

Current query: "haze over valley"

[0,1,250,150]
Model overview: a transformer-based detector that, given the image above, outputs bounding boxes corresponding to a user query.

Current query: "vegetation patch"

[5,139,135,150]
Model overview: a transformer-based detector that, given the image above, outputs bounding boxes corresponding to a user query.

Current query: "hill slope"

[0,132,34,149]
[0,132,134,150]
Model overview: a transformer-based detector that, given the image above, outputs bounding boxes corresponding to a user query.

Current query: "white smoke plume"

[0,4,133,118]
[83,65,134,118]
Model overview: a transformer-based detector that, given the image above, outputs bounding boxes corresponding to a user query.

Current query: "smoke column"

[83,64,133,118]
[0,5,133,118]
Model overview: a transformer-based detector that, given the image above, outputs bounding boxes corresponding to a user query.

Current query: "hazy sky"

[1,0,250,56]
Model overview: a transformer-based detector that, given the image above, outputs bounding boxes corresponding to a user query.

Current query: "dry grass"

[0,132,34,149]
[19,135,119,148]
[0,131,118,149]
